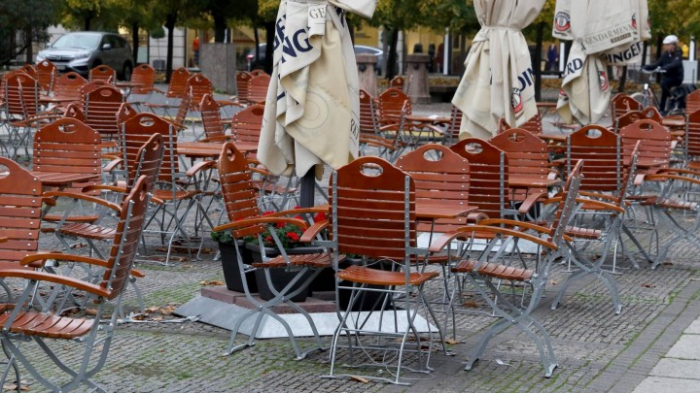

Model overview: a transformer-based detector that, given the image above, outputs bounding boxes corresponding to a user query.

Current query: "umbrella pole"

[299,170,316,208]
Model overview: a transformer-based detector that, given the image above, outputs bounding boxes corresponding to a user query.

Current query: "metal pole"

[299,169,316,208]
[443,28,450,76]
[690,36,696,61]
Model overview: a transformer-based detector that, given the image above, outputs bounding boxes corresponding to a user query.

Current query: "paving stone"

[665,335,700,360]
[632,376,700,393]
[649,358,700,380]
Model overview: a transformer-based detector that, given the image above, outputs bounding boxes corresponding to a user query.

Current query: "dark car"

[36,32,134,80]
[245,43,384,75]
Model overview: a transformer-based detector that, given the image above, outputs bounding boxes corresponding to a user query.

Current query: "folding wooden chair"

[125,113,213,264]
[490,128,561,220]
[686,90,700,115]
[357,89,398,160]
[128,63,158,98]
[551,142,640,314]
[430,161,583,378]
[35,60,57,94]
[199,93,227,140]
[0,175,150,392]
[83,85,125,148]
[442,105,463,146]
[89,65,116,83]
[143,67,190,117]
[232,71,252,105]
[613,110,642,133]
[377,88,441,155]
[324,156,443,385]
[52,72,87,104]
[1,72,48,158]
[620,119,672,175]
[610,93,641,120]
[212,142,325,359]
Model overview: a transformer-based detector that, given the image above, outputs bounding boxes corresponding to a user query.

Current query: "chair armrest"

[428,225,557,253]
[20,252,110,269]
[213,217,309,233]
[102,158,123,173]
[467,212,489,224]
[82,184,128,194]
[185,160,216,177]
[300,220,329,242]
[0,269,110,298]
[42,191,121,213]
[265,205,330,218]
[518,191,549,214]
[479,218,552,235]
[646,173,700,187]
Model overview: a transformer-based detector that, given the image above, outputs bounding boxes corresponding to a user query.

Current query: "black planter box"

[247,244,324,302]
[218,241,258,293]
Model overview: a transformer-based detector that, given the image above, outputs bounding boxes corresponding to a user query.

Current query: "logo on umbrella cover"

[558,89,569,102]
[599,71,609,91]
[554,12,571,32]
[511,88,523,113]
[632,13,637,29]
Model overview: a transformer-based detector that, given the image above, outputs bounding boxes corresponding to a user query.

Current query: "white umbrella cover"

[452,0,546,140]
[570,0,637,55]
[258,0,375,178]
[557,41,611,124]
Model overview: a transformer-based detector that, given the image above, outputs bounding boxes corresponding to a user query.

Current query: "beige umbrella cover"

[452,0,546,140]
[557,41,611,124]
[570,0,637,55]
[552,0,573,40]
[258,0,374,178]
[601,0,650,65]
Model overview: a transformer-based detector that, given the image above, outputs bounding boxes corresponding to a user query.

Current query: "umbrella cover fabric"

[259,0,373,178]
[570,0,637,55]
[557,41,611,125]
[452,0,545,140]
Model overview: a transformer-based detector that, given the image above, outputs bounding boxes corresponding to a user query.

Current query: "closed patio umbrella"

[452,0,546,140]
[556,0,649,125]
[258,0,375,181]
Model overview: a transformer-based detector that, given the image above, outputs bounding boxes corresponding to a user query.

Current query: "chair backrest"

[82,80,111,96]
[187,74,213,109]
[640,107,663,122]
[490,128,551,201]
[236,71,252,103]
[358,89,378,135]
[173,94,192,126]
[686,109,700,160]
[63,103,86,122]
[611,94,641,119]
[247,74,270,104]
[619,119,672,170]
[122,113,179,184]
[35,60,57,93]
[395,144,470,232]
[116,102,138,125]
[53,72,86,101]
[130,64,155,94]
[521,113,544,134]
[3,72,40,120]
[378,88,411,126]
[450,138,508,219]
[614,110,643,132]
[200,94,225,139]
[218,142,262,227]
[100,175,151,299]
[0,157,43,263]
[687,90,700,114]
[389,76,405,91]
[33,118,102,191]
[231,104,264,144]
[89,65,116,83]
[166,67,191,99]
[21,64,36,77]
[250,70,267,77]
[331,156,416,260]
[549,160,583,246]
[84,85,125,142]
[444,105,463,144]
[566,125,621,192]
[128,133,164,193]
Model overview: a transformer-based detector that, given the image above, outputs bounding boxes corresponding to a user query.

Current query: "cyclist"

[643,35,684,115]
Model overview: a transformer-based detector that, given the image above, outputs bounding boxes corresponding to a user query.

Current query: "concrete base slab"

[632,376,700,393]
[175,295,436,339]
[201,286,336,314]
[649,358,700,380]
[665,335,700,360]
[684,319,700,334]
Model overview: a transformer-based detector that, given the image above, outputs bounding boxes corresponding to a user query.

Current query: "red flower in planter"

[286,232,300,242]
[314,212,327,222]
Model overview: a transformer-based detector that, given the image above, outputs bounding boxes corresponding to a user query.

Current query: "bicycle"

[630,68,685,116]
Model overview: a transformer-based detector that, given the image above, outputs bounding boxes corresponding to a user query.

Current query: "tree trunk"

[264,21,275,74]
[131,22,139,64]
[24,27,33,64]
[618,65,628,93]
[213,14,226,43]
[84,14,92,31]
[386,28,399,80]
[165,13,177,83]
[534,22,544,102]
[642,41,648,66]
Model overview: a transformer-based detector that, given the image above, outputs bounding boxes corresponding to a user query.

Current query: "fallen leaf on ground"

[463,301,480,308]
[2,384,29,391]
[159,306,177,315]
[145,306,160,313]
[131,313,148,321]
[641,283,656,288]
[85,308,97,316]
[350,375,369,383]
[200,280,224,286]
[662,261,673,266]
[444,339,461,345]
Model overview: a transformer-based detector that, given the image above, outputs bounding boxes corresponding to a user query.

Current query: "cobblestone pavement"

[5,99,700,392]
